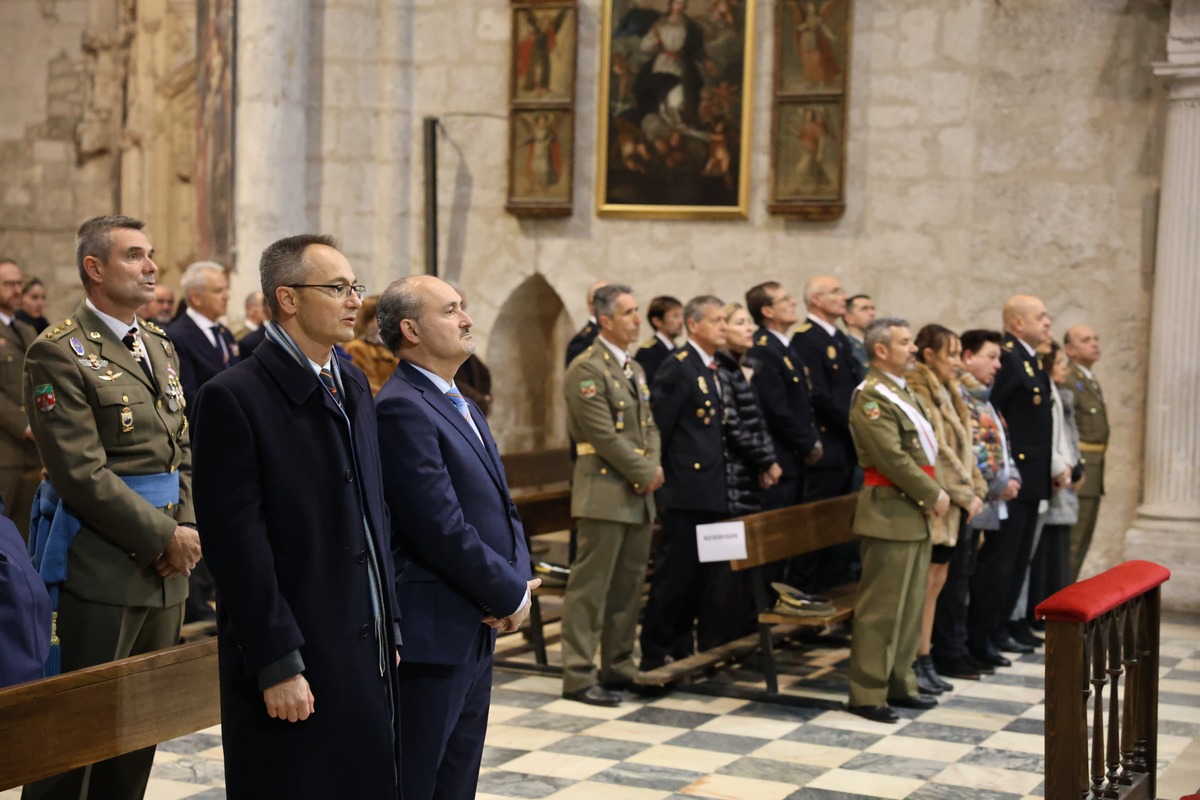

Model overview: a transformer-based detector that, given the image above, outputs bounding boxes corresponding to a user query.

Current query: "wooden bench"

[635,494,858,704]
[0,640,219,791]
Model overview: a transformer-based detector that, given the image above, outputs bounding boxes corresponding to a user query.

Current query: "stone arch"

[487,274,574,454]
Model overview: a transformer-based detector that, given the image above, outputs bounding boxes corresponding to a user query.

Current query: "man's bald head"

[803,275,847,321]
[1002,294,1052,347]
[1064,323,1100,368]
[586,280,612,315]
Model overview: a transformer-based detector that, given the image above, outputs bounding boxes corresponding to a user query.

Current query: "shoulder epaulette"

[674,350,689,361]
[756,334,768,346]
[42,317,78,340]
[640,338,657,349]
[1003,340,1014,351]
[797,322,813,333]
[140,319,168,338]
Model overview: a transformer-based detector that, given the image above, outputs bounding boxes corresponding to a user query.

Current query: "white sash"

[868,381,939,466]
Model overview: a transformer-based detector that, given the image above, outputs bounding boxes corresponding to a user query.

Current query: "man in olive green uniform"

[846,318,949,724]
[0,258,41,540]
[22,216,200,800]
[1064,324,1108,580]
[560,284,663,707]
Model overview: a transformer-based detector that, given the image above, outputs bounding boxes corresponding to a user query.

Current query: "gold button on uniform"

[122,395,129,403]
[1018,453,1025,460]
[600,468,607,475]
[694,462,701,470]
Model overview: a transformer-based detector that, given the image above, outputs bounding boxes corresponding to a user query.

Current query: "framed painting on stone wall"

[769,0,852,220]
[507,0,578,218]
[595,0,757,219]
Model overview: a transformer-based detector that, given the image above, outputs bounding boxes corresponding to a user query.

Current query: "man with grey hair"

[234,289,265,340]
[166,260,236,622]
[845,317,948,723]
[639,295,731,672]
[560,283,662,706]
[375,274,536,800]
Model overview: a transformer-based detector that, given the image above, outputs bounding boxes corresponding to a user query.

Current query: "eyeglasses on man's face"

[286,283,367,301]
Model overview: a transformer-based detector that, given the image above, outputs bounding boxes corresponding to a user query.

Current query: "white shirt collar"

[688,340,715,368]
[877,369,906,390]
[408,361,454,394]
[1017,337,1036,357]
[807,313,837,337]
[1074,362,1094,380]
[243,320,260,333]
[306,354,333,375]
[187,306,219,331]
[656,331,675,349]
[86,298,140,341]
[598,334,629,365]
[0,310,12,327]
[768,328,790,348]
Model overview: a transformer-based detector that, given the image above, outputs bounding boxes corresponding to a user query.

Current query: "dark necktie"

[123,328,156,387]
[319,369,343,409]
[9,320,24,349]
[213,325,230,366]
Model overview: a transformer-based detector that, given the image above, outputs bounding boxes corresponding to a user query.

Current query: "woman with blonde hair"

[344,295,398,395]
[908,324,986,695]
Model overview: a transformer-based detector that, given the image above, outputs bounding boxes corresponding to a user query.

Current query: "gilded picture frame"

[596,0,757,220]
[768,0,852,220]
[507,0,579,218]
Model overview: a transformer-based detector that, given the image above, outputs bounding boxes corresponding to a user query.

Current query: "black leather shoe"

[919,655,954,692]
[1008,621,1044,648]
[888,693,939,710]
[913,660,945,695]
[847,704,899,723]
[962,653,996,674]
[563,685,622,707]
[994,636,1034,654]
[971,649,1012,668]
[603,680,666,698]
[934,657,981,680]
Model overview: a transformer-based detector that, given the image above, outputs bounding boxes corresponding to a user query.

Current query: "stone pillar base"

[1124,508,1200,612]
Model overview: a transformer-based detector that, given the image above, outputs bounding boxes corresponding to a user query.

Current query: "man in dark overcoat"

[191,234,402,799]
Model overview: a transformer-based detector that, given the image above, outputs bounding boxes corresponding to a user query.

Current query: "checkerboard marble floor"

[5,616,1199,800]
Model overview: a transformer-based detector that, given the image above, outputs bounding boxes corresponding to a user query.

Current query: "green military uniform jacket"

[1066,361,1107,498]
[564,341,661,525]
[0,316,40,470]
[23,301,194,607]
[849,367,942,542]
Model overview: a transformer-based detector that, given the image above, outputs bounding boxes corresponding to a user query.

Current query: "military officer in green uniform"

[1064,323,1108,580]
[22,215,200,800]
[0,258,41,540]
[560,284,663,707]
[846,318,949,724]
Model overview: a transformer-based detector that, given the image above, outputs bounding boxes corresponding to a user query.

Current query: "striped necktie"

[319,369,343,409]
[446,387,483,443]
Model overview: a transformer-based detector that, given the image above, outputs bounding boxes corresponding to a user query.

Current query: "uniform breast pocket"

[94,385,147,440]
[897,418,922,454]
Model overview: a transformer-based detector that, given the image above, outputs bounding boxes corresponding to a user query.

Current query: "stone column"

[1124,0,1200,612]
[231,0,313,322]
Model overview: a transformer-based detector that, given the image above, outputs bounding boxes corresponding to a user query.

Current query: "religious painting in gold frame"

[596,0,757,220]
[768,0,852,220]
[507,0,579,218]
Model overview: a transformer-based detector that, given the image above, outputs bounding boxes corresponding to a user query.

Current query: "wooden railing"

[1036,560,1171,800]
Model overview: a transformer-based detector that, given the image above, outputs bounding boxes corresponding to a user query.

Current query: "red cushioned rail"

[1035,560,1171,624]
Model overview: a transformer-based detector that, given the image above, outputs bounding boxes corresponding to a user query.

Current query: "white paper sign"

[696,520,748,563]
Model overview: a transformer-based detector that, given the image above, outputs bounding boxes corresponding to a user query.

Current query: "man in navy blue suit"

[375,275,537,800]
[165,260,238,623]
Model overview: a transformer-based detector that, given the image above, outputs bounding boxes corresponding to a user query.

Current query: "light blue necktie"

[446,386,484,444]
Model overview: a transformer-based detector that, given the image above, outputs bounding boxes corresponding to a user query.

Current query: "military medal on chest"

[164,364,184,412]
[120,405,134,433]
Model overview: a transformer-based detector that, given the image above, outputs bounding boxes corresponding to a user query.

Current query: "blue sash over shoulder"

[27,471,180,676]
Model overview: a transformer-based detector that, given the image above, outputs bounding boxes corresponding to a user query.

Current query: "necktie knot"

[319,369,343,409]
[445,388,470,419]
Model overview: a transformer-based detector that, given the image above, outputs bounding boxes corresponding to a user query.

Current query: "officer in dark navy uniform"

[968,295,1054,667]
[0,514,49,687]
[638,295,729,671]
[634,295,682,389]
[565,280,611,368]
[743,282,821,513]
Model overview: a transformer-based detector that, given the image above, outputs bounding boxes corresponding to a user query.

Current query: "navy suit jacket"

[0,515,50,687]
[791,321,861,469]
[651,345,728,514]
[634,336,673,390]
[992,333,1053,503]
[376,360,531,666]
[166,313,239,421]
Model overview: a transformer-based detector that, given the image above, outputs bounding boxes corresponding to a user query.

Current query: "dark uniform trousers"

[931,519,976,661]
[967,499,1039,656]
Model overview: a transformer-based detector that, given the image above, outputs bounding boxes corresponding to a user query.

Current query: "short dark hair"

[593,283,633,322]
[960,328,1003,355]
[914,324,958,364]
[22,277,43,294]
[76,215,145,286]
[846,294,871,312]
[745,281,780,326]
[259,234,340,315]
[646,295,681,327]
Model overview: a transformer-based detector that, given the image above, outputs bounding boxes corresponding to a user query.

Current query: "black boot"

[913,658,945,695]
[919,654,953,693]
